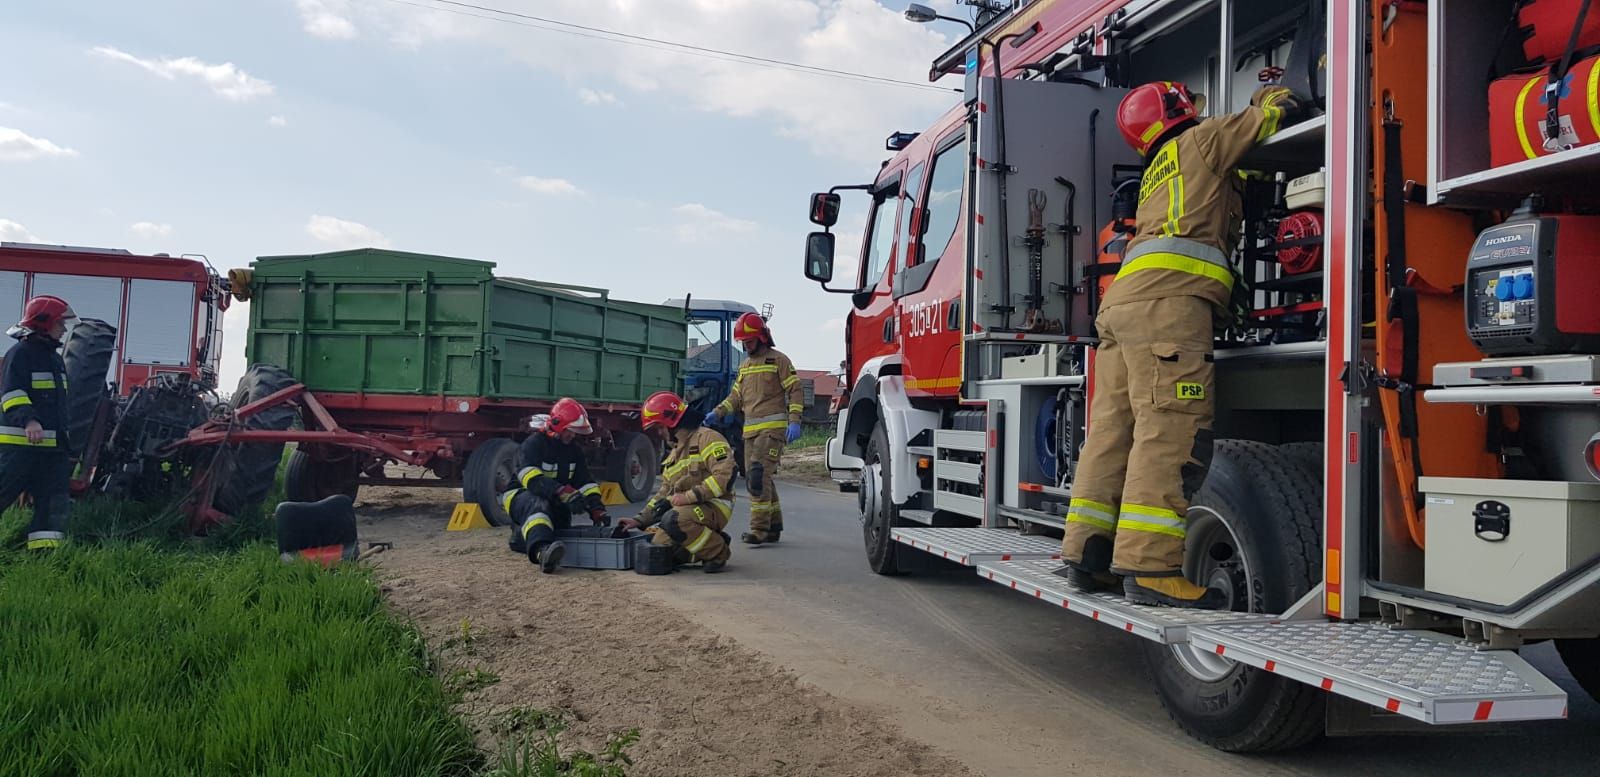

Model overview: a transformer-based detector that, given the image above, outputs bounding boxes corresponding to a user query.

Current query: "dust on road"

[361,485,973,777]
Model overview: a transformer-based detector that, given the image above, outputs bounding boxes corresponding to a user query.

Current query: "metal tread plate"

[975,559,1278,644]
[1187,621,1568,724]
[889,528,1062,566]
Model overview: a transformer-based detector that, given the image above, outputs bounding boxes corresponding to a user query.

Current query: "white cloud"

[671,203,758,242]
[821,317,845,332]
[267,115,288,127]
[0,127,78,161]
[130,222,174,238]
[344,0,956,163]
[0,219,41,243]
[91,46,275,102]
[306,214,390,249]
[515,175,582,196]
[296,0,358,39]
[577,88,621,106]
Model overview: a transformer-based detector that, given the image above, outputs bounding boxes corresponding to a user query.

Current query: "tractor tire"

[1555,637,1600,705]
[1142,439,1325,753]
[284,448,360,503]
[463,438,518,527]
[214,364,297,518]
[606,431,658,503]
[61,318,118,455]
[862,422,905,576]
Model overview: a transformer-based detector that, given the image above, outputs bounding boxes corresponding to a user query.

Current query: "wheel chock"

[447,502,492,531]
[598,482,629,506]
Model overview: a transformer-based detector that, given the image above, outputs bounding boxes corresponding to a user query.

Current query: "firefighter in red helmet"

[617,391,735,572]
[1,296,78,552]
[503,397,611,573]
[704,312,804,545]
[1058,75,1299,608]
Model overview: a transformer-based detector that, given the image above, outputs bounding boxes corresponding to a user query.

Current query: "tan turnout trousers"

[745,430,785,535]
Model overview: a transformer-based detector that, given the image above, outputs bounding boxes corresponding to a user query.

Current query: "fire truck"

[805,0,1600,751]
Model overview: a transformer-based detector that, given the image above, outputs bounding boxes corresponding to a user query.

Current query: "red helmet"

[1117,81,1202,156]
[641,391,688,432]
[16,296,76,333]
[733,312,770,345]
[547,397,593,436]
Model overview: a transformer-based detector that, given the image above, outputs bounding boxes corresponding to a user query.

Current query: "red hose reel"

[1275,211,1324,275]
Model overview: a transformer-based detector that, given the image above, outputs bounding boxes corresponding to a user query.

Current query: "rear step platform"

[976,559,1277,644]
[1188,622,1568,724]
[890,527,1061,566]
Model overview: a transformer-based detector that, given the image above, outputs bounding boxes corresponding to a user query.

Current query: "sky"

[1,0,977,387]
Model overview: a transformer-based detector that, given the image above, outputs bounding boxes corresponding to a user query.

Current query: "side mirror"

[804,232,836,283]
[809,192,841,227]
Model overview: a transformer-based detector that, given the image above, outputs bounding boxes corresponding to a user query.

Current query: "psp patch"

[1175,382,1206,401]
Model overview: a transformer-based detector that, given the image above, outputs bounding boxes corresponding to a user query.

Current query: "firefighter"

[703,312,803,545]
[618,391,735,572]
[0,296,77,552]
[1058,78,1300,608]
[503,397,611,573]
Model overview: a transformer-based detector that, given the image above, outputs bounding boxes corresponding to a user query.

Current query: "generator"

[1465,198,1600,356]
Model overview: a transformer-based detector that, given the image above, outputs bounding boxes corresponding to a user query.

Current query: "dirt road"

[360,480,1599,777]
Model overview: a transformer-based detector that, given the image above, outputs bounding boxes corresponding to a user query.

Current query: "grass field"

[792,425,832,450]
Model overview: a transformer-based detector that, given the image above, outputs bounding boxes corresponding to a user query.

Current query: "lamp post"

[904,3,976,33]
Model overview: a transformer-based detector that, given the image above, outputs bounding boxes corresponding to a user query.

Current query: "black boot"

[1051,535,1116,592]
[530,540,566,574]
[740,531,766,545]
[703,558,727,573]
[768,523,782,543]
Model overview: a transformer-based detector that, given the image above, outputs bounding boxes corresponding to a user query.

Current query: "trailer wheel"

[862,422,904,575]
[607,432,658,503]
[61,318,118,455]
[1142,439,1325,753]
[284,448,360,503]
[215,364,297,518]
[463,438,518,527]
[1555,637,1600,704]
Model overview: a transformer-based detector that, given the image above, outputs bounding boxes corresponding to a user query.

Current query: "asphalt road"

[635,480,1600,777]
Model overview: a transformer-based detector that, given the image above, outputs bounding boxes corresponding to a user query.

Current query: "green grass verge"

[0,543,481,777]
[792,426,832,451]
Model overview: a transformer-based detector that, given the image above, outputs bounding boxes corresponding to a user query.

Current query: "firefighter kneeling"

[1058,77,1300,608]
[617,391,734,573]
[502,398,611,573]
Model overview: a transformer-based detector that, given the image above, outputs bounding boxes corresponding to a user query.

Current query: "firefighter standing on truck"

[502,397,611,573]
[1058,76,1300,608]
[0,296,77,553]
[618,391,735,572]
[704,312,803,545]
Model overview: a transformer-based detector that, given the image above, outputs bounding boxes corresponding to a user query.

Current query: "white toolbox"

[1284,170,1326,210]
[1421,477,1600,606]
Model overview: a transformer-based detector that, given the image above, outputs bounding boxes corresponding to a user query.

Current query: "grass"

[792,425,832,451]
[482,710,638,777]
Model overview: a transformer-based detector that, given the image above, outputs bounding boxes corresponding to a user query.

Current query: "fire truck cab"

[806,0,1600,752]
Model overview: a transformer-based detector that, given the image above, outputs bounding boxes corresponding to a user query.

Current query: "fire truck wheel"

[607,432,659,503]
[1276,441,1324,480]
[1555,637,1600,704]
[61,318,117,456]
[284,448,361,503]
[215,364,298,518]
[862,422,904,575]
[1142,439,1325,752]
[463,438,519,527]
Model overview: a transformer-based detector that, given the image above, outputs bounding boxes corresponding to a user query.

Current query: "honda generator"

[1466,198,1600,356]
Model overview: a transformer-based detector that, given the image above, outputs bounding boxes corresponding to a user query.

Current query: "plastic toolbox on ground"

[556,526,649,570]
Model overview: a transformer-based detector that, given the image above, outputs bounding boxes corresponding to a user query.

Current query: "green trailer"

[235,248,687,522]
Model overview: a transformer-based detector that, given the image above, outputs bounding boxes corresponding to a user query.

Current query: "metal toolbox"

[556,526,649,570]
[1421,477,1600,605]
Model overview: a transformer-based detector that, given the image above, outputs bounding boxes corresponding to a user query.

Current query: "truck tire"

[284,448,361,503]
[1142,438,1325,752]
[862,422,904,575]
[607,431,658,503]
[1277,441,1324,480]
[1555,637,1600,704]
[61,318,117,455]
[215,364,297,518]
[463,438,518,527]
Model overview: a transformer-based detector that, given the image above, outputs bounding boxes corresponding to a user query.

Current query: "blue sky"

[2,0,971,385]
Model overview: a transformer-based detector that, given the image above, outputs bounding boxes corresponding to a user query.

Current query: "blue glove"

[786,422,802,444]
[704,411,720,427]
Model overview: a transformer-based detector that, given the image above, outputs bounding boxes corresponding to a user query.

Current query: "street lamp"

[904,3,976,33]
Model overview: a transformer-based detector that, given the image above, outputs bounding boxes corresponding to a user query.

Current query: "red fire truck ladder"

[889,528,1568,725]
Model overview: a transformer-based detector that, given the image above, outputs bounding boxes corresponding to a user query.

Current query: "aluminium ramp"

[890,527,1063,566]
[1187,621,1568,724]
[975,558,1278,644]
